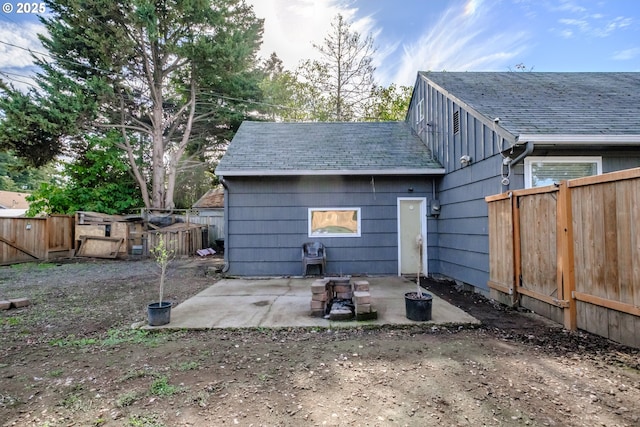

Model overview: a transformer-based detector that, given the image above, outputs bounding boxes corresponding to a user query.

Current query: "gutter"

[219,176,230,273]
[506,140,534,166]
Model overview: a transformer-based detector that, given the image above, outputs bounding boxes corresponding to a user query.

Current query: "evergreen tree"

[0,0,264,209]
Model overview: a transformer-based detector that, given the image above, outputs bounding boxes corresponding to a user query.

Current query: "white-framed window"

[415,99,424,124]
[308,208,361,238]
[524,156,602,188]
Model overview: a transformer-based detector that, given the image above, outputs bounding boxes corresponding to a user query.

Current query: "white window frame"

[308,208,361,238]
[524,156,602,189]
[415,99,424,124]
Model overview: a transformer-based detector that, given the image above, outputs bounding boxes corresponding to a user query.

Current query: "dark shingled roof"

[420,72,640,137]
[215,121,444,176]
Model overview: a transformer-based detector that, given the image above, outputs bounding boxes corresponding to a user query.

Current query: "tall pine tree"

[0,0,264,209]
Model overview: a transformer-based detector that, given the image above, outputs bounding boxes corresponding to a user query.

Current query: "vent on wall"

[453,110,460,135]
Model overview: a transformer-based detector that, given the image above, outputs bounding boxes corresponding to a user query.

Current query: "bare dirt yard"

[1,258,639,427]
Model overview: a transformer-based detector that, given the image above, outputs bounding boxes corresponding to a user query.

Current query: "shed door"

[398,198,427,276]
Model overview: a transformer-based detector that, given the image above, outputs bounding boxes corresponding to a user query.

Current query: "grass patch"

[120,368,157,382]
[177,361,199,371]
[49,335,98,348]
[49,368,64,378]
[2,317,21,327]
[149,376,180,397]
[102,329,166,347]
[116,390,142,408]
[128,414,166,427]
[8,262,56,270]
[59,391,87,412]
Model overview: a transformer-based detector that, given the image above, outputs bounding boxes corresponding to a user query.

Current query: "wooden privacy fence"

[486,167,640,348]
[0,215,74,264]
[147,223,205,257]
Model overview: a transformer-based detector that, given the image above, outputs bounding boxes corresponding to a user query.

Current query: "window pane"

[532,162,598,187]
[310,209,359,236]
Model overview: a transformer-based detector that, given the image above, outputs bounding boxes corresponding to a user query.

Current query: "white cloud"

[0,22,46,91]
[612,47,640,61]
[0,22,45,69]
[388,0,530,85]
[247,0,369,69]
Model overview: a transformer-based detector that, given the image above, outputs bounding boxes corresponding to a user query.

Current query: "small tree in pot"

[147,234,175,326]
[405,234,433,321]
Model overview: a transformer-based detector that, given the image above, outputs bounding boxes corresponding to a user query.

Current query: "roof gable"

[420,72,640,138]
[216,121,443,176]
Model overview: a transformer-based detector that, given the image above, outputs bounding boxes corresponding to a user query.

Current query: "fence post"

[512,193,521,306]
[557,181,577,330]
[44,216,50,261]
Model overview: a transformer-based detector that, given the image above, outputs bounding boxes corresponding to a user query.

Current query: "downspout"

[509,141,535,166]
[220,177,230,273]
[501,141,534,186]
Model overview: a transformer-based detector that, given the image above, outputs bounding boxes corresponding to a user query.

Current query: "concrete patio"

[150,276,479,329]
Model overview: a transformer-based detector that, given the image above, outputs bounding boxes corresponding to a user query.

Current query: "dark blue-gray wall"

[407,74,512,291]
[408,73,640,292]
[223,175,438,276]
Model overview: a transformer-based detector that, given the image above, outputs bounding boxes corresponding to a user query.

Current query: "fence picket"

[486,167,640,348]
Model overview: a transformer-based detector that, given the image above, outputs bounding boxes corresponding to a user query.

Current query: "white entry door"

[397,198,427,276]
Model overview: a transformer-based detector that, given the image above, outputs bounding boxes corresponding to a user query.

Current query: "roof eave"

[516,134,640,145]
[215,168,446,177]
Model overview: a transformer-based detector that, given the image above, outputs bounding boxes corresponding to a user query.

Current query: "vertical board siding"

[225,175,434,276]
[406,74,512,291]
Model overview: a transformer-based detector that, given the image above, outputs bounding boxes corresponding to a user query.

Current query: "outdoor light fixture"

[460,155,472,166]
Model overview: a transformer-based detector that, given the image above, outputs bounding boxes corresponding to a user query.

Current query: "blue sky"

[1,0,639,90]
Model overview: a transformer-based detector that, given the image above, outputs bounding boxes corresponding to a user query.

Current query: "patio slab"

[149,276,479,329]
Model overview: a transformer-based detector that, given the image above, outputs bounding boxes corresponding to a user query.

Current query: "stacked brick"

[352,280,377,321]
[309,278,377,320]
[310,278,330,317]
[0,298,30,310]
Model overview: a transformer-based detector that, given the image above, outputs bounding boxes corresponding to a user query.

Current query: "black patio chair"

[302,241,326,276]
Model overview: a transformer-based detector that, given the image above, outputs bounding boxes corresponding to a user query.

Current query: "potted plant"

[147,234,175,326]
[405,234,433,321]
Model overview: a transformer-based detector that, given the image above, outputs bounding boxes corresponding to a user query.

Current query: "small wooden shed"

[74,211,144,258]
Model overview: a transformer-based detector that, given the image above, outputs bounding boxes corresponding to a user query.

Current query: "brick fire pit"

[310,277,377,321]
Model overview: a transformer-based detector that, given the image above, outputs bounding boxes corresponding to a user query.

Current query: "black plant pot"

[404,292,433,321]
[147,302,172,326]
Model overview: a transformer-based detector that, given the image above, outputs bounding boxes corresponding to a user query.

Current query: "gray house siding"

[224,175,437,276]
[408,74,512,290]
[408,73,640,292]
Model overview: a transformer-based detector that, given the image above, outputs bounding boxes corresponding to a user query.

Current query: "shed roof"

[215,121,444,176]
[420,72,640,141]
[0,190,30,209]
[193,188,224,209]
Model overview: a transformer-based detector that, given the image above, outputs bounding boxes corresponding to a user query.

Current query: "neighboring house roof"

[420,71,640,145]
[193,188,224,209]
[0,209,27,217]
[215,121,444,176]
[0,190,30,209]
